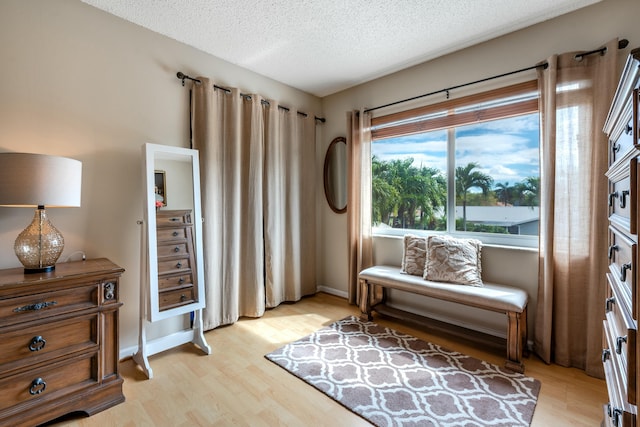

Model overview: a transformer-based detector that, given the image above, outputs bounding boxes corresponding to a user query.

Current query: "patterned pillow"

[401,234,427,276]
[423,235,483,286]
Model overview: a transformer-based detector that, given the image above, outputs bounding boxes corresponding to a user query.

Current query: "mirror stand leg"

[191,309,211,355]
[133,318,153,379]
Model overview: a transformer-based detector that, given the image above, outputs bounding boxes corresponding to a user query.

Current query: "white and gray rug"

[265,316,540,427]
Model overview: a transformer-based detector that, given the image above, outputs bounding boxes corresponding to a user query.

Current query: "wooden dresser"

[156,209,198,312]
[0,258,125,427]
[603,48,640,427]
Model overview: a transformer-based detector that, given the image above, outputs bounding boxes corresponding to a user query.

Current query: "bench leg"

[359,279,373,321]
[505,309,526,373]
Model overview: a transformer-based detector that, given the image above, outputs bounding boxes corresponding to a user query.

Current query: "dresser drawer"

[158,273,194,291]
[610,116,636,165]
[157,242,190,258]
[608,226,637,316]
[159,287,196,311]
[158,258,192,275]
[156,211,192,226]
[0,313,98,375]
[0,284,97,327]
[0,352,97,413]
[607,156,638,235]
[157,227,188,242]
[604,309,636,405]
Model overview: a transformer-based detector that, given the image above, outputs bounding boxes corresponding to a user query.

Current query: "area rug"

[265,316,540,427]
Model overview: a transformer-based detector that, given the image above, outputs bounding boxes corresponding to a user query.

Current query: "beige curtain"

[264,103,316,306]
[191,78,316,329]
[347,110,373,304]
[191,79,265,329]
[535,40,619,376]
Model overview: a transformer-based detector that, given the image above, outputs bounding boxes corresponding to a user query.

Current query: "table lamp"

[0,153,82,273]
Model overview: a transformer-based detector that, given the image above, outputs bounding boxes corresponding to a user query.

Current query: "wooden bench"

[359,265,528,373]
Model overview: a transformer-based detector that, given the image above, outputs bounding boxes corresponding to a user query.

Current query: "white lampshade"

[0,153,82,207]
[0,153,82,273]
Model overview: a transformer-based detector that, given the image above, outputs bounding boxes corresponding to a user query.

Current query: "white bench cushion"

[359,265,527,314]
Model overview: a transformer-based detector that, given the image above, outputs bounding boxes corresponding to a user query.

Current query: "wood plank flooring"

[45,292,607,426]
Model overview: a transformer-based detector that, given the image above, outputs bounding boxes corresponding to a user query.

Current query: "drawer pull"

[612,141,621,154]
[619,190,629,208]
[608,244,618,260]
[180,293,187,302]
[613,407,623,427]
[616,335,627,354]
[28,335,46,352]
[625,123,633,135]
[609,191,618,207]
[169,217,179,222]
[602,348,611,362]
[104,282,116,301]
[172,231,179,236]
[620,263,631,282]
[13,300,57,313]
[174,246,180,252]
[178,277,185,284]
[176,262,182,268]
[605,296,616,312]
[29,377,46,395]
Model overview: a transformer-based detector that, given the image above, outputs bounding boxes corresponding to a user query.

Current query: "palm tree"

[521,176,540,207]
[495,182,511,206]
[455,162,493,231]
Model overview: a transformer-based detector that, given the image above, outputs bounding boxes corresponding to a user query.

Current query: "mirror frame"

[143,143,206,322]
[323,136,347,214]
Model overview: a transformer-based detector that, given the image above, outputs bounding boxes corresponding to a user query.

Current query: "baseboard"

[316,285,348,299]
[120,344,137,361]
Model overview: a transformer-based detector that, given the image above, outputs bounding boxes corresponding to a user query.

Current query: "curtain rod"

[364,38,629,114]
[176,72,326,123]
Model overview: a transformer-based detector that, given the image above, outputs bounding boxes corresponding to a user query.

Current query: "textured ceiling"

[81,0,600,97]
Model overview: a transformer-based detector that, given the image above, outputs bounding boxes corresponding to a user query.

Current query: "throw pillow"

[424,235,483,286]
[401,234,427,276]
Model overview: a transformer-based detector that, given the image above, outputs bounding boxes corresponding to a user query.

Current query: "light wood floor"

[47,292,607,427]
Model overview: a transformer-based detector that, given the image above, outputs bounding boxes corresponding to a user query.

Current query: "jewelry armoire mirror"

[134,143,210,379]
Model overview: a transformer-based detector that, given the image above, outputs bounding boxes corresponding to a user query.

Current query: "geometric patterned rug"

[265,316,541,427]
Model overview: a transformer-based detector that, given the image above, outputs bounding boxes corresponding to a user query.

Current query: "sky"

[372,113,540,188]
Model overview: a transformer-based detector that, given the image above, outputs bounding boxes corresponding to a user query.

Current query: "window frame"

[370,80,540,249]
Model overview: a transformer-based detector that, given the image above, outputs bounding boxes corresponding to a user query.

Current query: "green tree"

[495,181,512,206]
[371,156,446,229]
[455,162,493,231]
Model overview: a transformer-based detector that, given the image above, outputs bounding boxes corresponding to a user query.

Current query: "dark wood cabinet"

[0,258,125,427]
[602,48,640,427]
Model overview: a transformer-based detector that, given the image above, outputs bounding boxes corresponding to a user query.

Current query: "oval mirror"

[324,137,347,213]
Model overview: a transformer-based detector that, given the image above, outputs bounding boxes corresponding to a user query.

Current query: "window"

[371,81,540,247]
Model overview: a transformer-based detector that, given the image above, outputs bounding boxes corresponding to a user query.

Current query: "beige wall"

[0,0,321,355]
[319,0,640,336]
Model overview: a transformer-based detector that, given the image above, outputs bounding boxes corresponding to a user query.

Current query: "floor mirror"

[133,143,211,379]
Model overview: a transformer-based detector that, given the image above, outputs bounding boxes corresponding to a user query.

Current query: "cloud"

[372,114,539,185]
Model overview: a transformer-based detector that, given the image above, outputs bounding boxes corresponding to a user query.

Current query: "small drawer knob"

[172,231,179,236]
[178,277,185,284]
[180,294,187,302]
[174,246,180,252]
[176,262,182,268]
